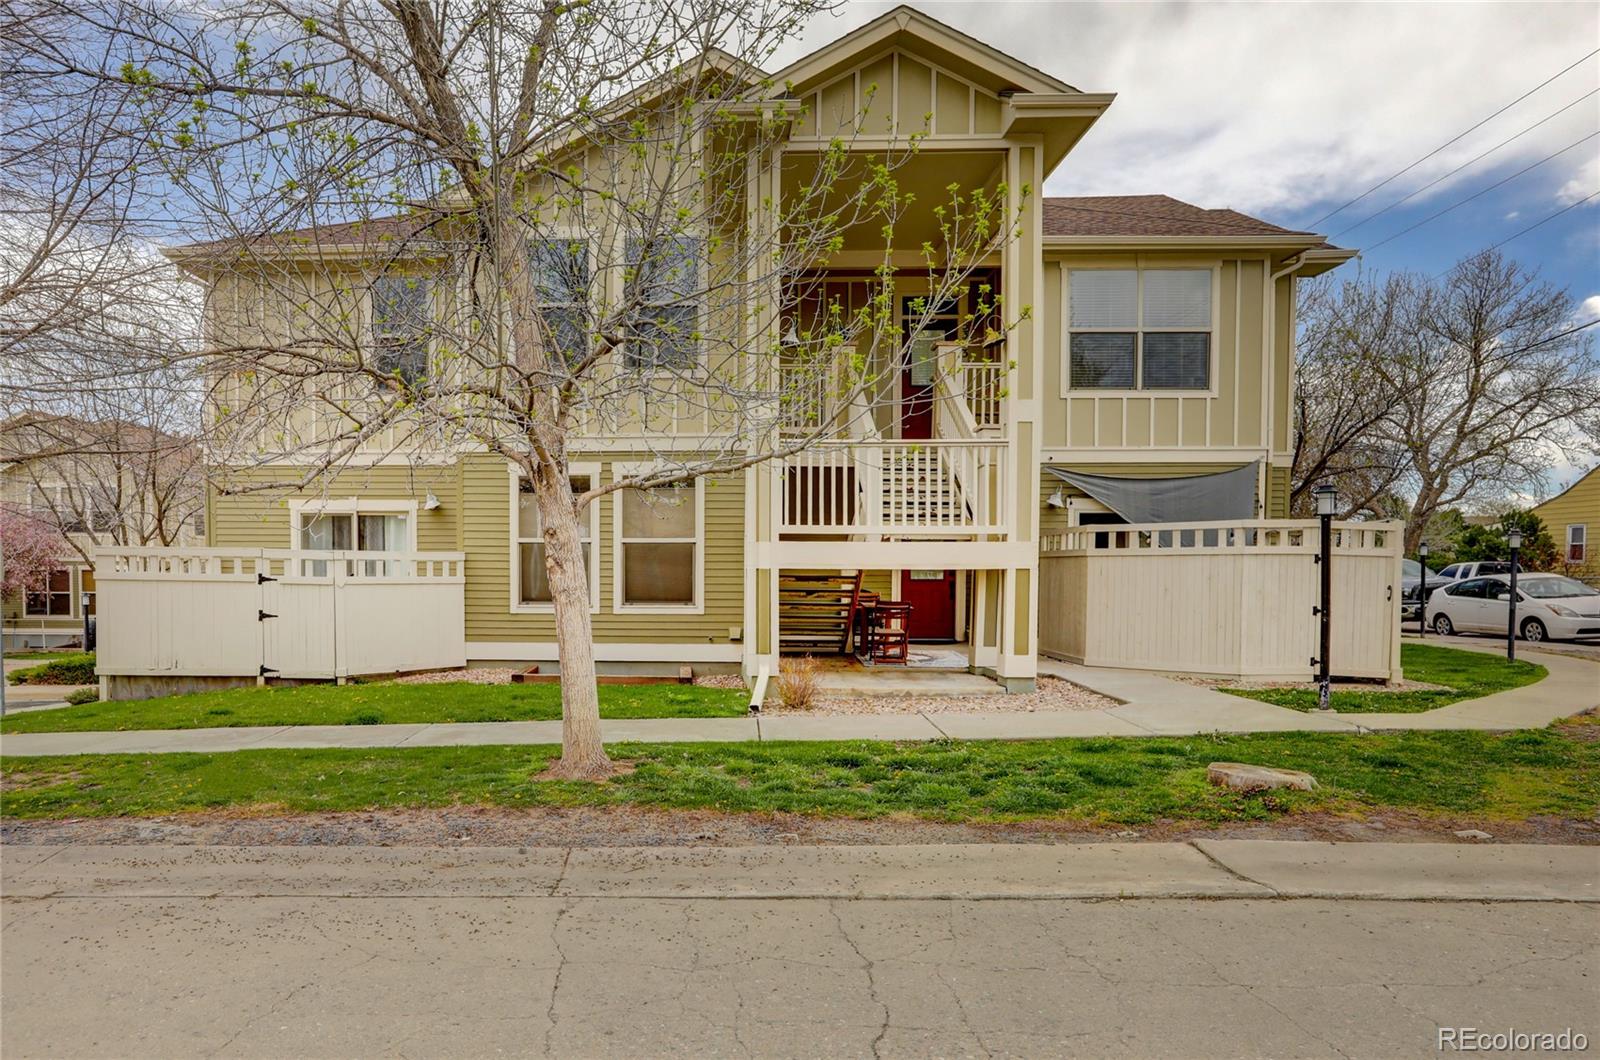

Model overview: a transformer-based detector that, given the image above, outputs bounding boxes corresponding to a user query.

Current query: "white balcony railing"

[780,440,1008,537]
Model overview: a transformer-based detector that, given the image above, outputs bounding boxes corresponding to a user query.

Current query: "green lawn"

[1224,643,1546,714]
[3,651,69,662]
[0,681,747,734]
[3,723,1596,823]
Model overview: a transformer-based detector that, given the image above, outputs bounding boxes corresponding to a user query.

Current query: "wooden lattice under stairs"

[778,571,863,655]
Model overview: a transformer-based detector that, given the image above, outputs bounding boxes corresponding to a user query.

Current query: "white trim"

[610,464,706,614]
[1567,523,1587,564]
[286,498,420,551]
[1041,447,1268,464]
[507,462,602,614]
[466,641,741,663]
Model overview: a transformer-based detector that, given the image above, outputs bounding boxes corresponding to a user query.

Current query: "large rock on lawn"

[1207,762,1319,793]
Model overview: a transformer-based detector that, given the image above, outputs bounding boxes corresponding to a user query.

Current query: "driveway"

[3,842,1596,1058]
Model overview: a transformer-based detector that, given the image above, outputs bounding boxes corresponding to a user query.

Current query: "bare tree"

[26,0,1027,777]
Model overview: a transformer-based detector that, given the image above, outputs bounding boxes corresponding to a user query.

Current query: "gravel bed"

[389,668,517,685]
[767,675,1116,715]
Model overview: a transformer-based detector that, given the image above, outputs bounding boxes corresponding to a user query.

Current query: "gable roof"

[1532,464,1600,512]
[773,4,1077,96]
[1043,195,1316,239]
[165,214,443,265]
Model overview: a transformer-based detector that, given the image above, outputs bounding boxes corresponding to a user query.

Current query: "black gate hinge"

[258,610,277,621]
[259,665,279,676]
[257,573,278,584]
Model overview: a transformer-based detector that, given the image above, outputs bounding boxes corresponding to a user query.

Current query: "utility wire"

[1309,47,1600,228]
[1471,188,1600,263]
[1334,88,1600,238]
[1363,131,1599,252]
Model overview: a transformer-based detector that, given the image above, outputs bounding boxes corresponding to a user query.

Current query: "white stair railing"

[780,440,1007,536]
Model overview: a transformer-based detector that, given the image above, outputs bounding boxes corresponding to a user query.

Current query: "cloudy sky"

[775,2,1600,314]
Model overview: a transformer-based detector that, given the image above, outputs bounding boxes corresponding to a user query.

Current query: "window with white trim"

[514,472,597,608]
[624,235,702,369]
[370,273,431,383]
[618,481,697,607]
[24,568,72,616]
[528,238,590,363]
[1068,268,1212,390]
[1569,524,1587,564]
[295,507,410,576]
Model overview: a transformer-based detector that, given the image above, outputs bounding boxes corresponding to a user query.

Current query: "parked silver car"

[1425,573,1600,642]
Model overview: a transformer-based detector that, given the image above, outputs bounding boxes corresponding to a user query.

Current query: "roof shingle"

[1043,195,1317,239]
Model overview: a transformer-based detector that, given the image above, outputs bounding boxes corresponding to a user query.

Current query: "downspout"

[1264,252,1310,517]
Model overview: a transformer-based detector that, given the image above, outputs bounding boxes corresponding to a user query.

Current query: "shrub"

[775,655,821,710]
[8,653,96,685]
[64,687,100,705]
[350,709,384,725]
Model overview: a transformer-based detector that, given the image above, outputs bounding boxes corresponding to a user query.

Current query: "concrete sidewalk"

[4,840,1596,901]
[1,645,1593,757]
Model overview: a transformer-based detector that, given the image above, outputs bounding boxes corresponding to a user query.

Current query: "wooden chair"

[856,599,911,666]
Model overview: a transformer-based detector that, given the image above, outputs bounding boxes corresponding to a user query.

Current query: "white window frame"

[611,464,705,614]
[622,232,706,374]
[1569,524,1587,564]
[287,498,419,575]
[508,462,601,613]
[1062,265,1220,396]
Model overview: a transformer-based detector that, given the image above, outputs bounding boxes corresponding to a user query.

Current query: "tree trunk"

[529,460,612,779]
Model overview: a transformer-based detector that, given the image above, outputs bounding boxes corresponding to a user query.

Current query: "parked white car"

[1426,573,1600,643]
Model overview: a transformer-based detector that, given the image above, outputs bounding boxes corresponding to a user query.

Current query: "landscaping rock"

[1454,829,1493,841]
[1207,762,1319,793]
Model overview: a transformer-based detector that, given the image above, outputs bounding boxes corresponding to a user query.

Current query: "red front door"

[901,569,957,641]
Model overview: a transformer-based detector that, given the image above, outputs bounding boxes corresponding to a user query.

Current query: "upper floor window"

[370,274,431,383]
[625,235,702,370]
[1569,524,1587,564]
[529,239,590,363]
[1068,269,1212,390]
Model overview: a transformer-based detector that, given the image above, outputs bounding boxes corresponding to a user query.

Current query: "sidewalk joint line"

[920,712,950,739]
[1186,840,1282,897]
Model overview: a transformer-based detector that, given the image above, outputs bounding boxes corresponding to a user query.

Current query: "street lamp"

[1505,527,1523,662]
[1418,540,1429,639]
[1312,484,1338,712]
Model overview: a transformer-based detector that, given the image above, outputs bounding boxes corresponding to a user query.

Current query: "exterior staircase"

[778,571,863,654]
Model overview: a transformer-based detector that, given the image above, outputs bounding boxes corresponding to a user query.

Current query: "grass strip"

[1224,643,1545,713]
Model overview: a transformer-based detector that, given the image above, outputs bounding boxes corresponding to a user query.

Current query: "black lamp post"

[1505,527,1522,662]
[1313,484,1337,712]
[1418,540,1429,638]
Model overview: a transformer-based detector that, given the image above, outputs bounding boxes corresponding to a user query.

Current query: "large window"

[294,504,411,576]
[25,569,72,616]
[513,470,597,609]
[1067,269,1212,390]
[625,235,702,370]
[617,481,699,608]
[370,273,432,383]
[529,238,590,363]
[1568,524,1587,564]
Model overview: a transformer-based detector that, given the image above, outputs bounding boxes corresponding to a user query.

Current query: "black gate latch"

[257,573,278,584]
[258,610,277,621]
[259,665,279,676]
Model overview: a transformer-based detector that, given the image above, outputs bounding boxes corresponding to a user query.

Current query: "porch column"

[968,569,1001,674]
[742,139,784,686]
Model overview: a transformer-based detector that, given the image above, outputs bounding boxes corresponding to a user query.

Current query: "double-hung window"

[24,569,72,616]
[617,481,699,608]
[529,239,590,364]
[1068,269,1212,390]
[513,469,598,609]
[1569,525,1587,564]
[370,273,432,383]
[625,235,702,370]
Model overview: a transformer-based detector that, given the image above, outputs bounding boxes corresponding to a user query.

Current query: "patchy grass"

[2,651,71,662]
[4,725,1596,824]
[7,653,95,686]
[0,681,747,734]
[1225,643,1545,714]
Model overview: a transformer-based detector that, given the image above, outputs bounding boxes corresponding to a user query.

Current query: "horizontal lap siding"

[208,465,463,551]
[460,453,744,645]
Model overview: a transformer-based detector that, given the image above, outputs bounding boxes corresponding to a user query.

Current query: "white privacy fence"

[1039,520,1402,681]
[95,547,466,685]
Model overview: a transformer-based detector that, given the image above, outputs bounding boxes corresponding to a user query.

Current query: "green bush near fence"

[7,653,96,686]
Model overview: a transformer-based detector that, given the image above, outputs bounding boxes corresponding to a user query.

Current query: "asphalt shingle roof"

[1042,195,1318,239]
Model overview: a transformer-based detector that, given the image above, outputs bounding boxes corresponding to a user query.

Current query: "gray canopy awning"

[1045,462,1259,523]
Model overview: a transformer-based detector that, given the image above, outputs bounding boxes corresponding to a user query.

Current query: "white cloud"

[1555,156,1600,206]
[1504,211,1522,221]
[1578,294,1600,320]
[775,3,1600,222]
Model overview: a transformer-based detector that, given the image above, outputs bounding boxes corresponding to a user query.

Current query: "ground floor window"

[24,568,73,616]
[293,503,412,576]
[514,470,597,609]
[1568,524,1587,564]
[617,480,699,609]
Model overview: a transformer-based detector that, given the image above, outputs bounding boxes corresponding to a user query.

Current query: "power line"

[1309,47,1600,228]
[1363,131,1599,252]
[1473,188,1600,262]
[1334,88,1600,238]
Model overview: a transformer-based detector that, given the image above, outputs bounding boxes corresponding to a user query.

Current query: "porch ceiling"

[781,150,1005,253]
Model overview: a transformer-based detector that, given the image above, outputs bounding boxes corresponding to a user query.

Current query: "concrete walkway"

[1,646,1593,758]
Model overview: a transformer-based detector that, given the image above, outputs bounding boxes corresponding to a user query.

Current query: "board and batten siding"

[1042,257,1294,457]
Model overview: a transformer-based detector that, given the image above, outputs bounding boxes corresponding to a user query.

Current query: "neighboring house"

[1533,465,1599,587]
[1,414,205,649]
[157,7,1353,688]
